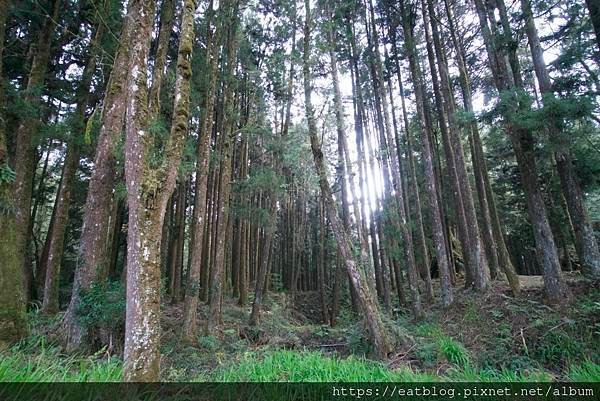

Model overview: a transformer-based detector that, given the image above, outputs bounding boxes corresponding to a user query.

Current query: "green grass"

[567,361,600,381]
[208,350,436,382]
[0,336,122,382]
[446,366,553,382]
[437,337,470,368]
[413,322,470,368]
[205,349,565,382]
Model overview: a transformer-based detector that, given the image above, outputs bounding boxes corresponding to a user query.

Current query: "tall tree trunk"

[14,0,61,305]
[367,0,422,317]
[168,178,186,302]
[522,0,600,279]
[424,0,490,291]
[0,0,27,344]
[304,0,391,359]
[62,7,133,350]
[442,0,519,295]
[399,2,453,306]
[317,198,330,323]
[248,194,277,326]
[41,12,106,314]
[182,0,220,341]
[472,0,567,302]
[123,0,196,381]
[206,0,240,333]
[148,0,175,116]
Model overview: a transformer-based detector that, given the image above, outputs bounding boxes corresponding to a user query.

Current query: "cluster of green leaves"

[76,281,125,334]
[413,322,470,369]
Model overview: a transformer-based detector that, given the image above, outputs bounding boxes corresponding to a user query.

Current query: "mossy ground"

[1,274,598,382]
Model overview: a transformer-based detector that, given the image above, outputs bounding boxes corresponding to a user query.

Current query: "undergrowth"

[1,282,598,382]
[0,335,121,382]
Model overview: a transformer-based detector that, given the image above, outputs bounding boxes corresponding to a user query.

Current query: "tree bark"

[182,0,220,341]
[14,0,61,305]
[62,6,133,350]
[123,0,196,381]
[41,12,105,314]
[148,0,175,116]
[399,2,453,306]
[442,0,519,295]
[424,0,490,291]
[367,0,423,318]
[248,194,277,326]
[206,0,240,334]
[473,0,567,302]
[0,0,27,345]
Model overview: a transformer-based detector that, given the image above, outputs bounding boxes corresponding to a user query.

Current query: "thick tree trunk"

[123,0,196,381]
[0,0,27,344]
[522,0,600,279]
[304,0,391,359]
[62,8,133,350]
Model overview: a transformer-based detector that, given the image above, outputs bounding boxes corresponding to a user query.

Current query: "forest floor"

[0,273,598,382]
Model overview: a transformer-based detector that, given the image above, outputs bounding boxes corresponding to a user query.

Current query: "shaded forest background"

[0,0,599,382]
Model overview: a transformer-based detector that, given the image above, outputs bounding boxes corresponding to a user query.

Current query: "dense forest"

[0,0,599,384]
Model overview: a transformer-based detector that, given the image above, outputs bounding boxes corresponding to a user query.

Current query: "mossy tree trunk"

[62,8,133,351]
[123,0,197,381]
[0,0,27,345]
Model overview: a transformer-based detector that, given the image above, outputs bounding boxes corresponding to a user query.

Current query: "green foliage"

[454,108,477,128]
[534,330,583,366]
[197,335,220,351]
[0,163,16,184]
[210,350,435,382]
[0,336,121,382]
[463,299,479,323]
[76,281,125,334]
[438,337,470,368]
[345,325,371,356]
[447,366,553,382]
[567,361,600,381]
[413,322,470,368]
